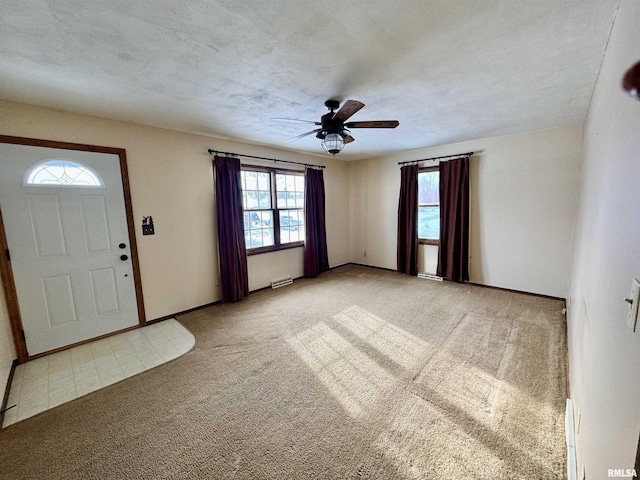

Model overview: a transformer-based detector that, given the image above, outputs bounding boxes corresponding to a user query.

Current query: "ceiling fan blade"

[286,129,321,142]
[332,100,365,121]
[271,117,321,125]
[344,120,399,128]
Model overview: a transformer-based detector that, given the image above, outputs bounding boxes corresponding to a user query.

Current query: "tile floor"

[2,318,195,427]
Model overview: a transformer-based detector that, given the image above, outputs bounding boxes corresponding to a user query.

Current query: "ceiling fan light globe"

[321,133,344,155]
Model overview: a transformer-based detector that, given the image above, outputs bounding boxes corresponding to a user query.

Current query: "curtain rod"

[208,149,325,169]
[397,151,474,166]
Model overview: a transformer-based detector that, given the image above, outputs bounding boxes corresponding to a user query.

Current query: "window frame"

[418,166,440,246]
[241,164,305,256]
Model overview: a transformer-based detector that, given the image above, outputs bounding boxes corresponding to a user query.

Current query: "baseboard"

[467,282,566,302]
[347,262,397,273]
[343,263,566,302]
[565,399,578,480]
[0,359,18,427]
[329,262,351,270]
[160,274,309,322]
[149,301,221,324]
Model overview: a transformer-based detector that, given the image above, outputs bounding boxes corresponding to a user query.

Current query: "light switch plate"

[626,278,640,332]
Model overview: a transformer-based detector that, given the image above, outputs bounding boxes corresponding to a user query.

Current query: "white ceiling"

[0,1,620,160]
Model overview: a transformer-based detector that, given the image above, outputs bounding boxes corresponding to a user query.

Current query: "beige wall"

[349,124,583,297]
[0,100,350,379]
[567,0,640,477]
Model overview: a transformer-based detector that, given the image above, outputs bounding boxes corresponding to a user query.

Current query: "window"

[25,159,103,187]
[241,167,304,253]
[418,167,439,244]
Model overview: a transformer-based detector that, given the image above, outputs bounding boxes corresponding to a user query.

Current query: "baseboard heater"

[271,276,293,289]
[417,272,443,282]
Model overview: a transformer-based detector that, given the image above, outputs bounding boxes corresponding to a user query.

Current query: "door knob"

[119,243,126,249]
[120,255,128,261]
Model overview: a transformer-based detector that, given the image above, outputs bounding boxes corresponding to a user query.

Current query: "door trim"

[0,134,146,363]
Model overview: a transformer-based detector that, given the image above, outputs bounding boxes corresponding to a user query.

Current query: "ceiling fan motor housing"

[320,112,344,136]
[324,99,340,111]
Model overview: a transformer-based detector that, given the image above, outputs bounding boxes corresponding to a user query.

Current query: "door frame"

[0,134,146,363]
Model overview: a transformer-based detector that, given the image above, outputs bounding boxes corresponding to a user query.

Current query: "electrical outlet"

[215,278,219,286]
[625,278,640,332]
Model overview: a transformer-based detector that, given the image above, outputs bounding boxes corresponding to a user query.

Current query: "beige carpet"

[0,265,567,479]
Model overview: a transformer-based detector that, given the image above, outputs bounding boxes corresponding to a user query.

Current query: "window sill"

[419,238,439,246]
[247,241,304,256]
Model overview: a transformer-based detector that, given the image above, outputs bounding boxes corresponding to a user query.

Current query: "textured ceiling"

[0,1,619,160]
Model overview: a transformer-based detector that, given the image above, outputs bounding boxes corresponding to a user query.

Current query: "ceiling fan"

[272,99,399,155]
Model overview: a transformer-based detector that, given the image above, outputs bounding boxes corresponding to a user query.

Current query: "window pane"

[280,226,290,244]
[257,172,269,190]
[25,159,103,187]
[242,170,270,210]
[287,218,304,243]
[243,210,274,249]
[418,171,439,205]
[280,209,304,244]
[276,174,286,208]
[259,210,272,226]
[285,175,296,192]
[245,191,259,209]
[418,206,440,239]
[244,171,258,190]
[258,191,271,209]
[261,228,274,247]
[275,173,304,209]
[250,230,262,249]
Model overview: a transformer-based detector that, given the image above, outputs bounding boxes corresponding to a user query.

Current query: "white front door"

[0,143,140,355]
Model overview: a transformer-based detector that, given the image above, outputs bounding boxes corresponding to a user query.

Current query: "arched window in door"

[24,159,104,187]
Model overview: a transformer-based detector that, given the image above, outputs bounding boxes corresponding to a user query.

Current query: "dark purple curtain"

[437,157,470,282]
[214,155,249,302]
[304,168,329,277]
[397,164,419,275]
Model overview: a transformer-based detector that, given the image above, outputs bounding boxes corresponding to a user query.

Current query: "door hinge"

[5,249,9,262]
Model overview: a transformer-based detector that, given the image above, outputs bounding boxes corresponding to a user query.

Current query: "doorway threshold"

[2,318,194,428]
